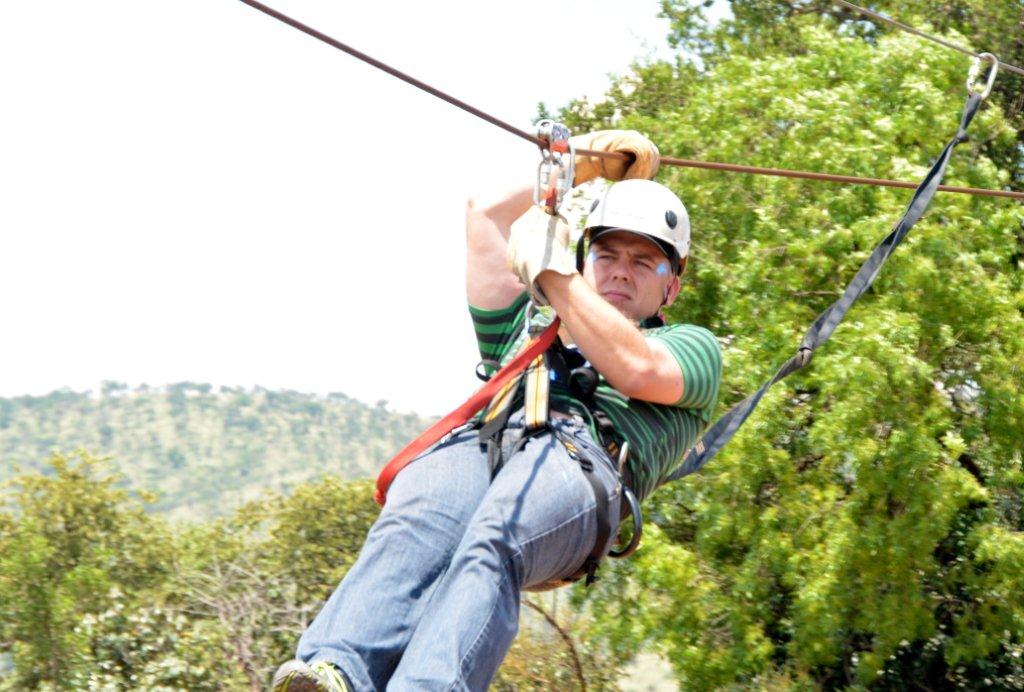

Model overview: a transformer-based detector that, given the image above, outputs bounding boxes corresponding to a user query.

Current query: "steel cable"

[830,0,1024,77]
[237,0,1023,200]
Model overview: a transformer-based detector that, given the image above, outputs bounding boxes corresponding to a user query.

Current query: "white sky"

[0,0,712,416]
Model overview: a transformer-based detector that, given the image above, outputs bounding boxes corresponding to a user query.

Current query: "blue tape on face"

[656,262,670,276]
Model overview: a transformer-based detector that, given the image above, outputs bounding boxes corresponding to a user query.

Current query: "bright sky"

[0,1,719,416]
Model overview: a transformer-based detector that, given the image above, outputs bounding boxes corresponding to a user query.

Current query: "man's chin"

[604,296,641,322]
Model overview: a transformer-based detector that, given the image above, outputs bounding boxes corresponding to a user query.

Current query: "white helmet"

[584,179,690,274]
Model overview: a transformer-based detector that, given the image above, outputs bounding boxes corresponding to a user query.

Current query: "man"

[272,131,721,691]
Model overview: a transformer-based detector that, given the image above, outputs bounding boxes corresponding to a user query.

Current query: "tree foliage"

[557,2,1024,689]
[1,458,619,690]
[0,453,170,690]
[659,0,1024,185]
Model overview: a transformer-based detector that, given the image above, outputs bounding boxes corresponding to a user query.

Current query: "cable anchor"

[533,119,575,214]
[966,52,999,100]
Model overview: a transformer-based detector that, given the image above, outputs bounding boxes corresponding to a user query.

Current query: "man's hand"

[507,206,576,306]
[570,130,660,185]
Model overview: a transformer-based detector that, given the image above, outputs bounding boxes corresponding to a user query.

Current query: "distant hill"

[0,382,435,520]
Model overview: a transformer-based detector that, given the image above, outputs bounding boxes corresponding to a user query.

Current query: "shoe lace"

[310,661,349,692]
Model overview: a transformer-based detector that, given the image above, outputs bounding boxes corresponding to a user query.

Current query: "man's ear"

[662,274,681,307]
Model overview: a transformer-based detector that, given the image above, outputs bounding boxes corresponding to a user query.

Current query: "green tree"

[251,478,381,601]
[561,10,1023,690]
[0,452,170,689]
[660,0,1024,184]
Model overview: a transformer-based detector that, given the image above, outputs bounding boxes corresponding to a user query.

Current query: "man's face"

[582,231,680,322]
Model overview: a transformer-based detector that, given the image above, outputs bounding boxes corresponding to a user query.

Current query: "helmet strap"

[639,313,665,329]
[575,232,588,273]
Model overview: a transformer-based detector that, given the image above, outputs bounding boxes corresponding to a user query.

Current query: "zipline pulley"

[534,119,575,214]
[967,52,999,100]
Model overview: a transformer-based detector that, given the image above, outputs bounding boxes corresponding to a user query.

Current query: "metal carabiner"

[533,119,575,214]
[608,487,643,559]
[966,52,999,100]
[608,441,642,559]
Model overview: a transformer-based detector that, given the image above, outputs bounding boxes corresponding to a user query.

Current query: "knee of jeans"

[453,517,527,588]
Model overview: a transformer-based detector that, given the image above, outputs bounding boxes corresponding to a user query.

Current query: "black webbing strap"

[578,461,611,585]
[553,431,612,586]
[666,92,985,484]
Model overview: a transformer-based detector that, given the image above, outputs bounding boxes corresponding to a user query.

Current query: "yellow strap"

[482,307,553,430]
[482,374,520,423]
[524,354,550,430]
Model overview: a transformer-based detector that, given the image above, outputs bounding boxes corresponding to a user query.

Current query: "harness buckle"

[533,119,575,214]
[795,346,814,368]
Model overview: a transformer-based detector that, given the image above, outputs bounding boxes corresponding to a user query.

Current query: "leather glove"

[507,205,575,306]
[570,129,660,185]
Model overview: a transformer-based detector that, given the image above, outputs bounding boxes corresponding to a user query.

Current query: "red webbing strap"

[374,318,561,505]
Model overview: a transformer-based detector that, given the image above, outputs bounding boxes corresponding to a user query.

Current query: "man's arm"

[465,186,533,310]
[536,272,684,405]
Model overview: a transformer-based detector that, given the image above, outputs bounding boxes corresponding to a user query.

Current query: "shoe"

[271,659,351,691]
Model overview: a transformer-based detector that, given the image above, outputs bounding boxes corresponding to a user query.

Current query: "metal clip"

[533,119,575,214]
[616,441,630,477]
[607,485,643,559]
[966,52,999,100]
[795,346,814,369]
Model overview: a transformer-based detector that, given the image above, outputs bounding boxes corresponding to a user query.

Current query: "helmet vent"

[590,198,601,213]
[665,210,678,229]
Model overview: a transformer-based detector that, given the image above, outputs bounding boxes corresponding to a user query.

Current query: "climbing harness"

[376,121,640,586]
[544,346,645,562]
[373,317,560,505]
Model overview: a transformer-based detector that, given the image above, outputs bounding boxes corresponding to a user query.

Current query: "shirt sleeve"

[647,325,722,420]
[467,292,530,373]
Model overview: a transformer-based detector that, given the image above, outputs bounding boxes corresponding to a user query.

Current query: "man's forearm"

[466,186,534,242]
[465,186,537,309]
[535,271,655,392]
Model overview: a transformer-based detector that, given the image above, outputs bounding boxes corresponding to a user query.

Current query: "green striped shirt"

[469,293,722,501]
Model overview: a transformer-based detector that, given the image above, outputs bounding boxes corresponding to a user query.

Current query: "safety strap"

[523,354,551,430]
[574,455,611,586]
[666,92,985,484]
[553,432,612,586]
[375,318,561,505]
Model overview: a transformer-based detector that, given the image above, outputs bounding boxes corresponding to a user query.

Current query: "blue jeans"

[296,413,621,691]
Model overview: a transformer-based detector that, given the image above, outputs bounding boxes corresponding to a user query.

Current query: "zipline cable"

[661,156,1023,199]
[830,0,1024,77]
[236,0,538,146]
[237,0,1023,200]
